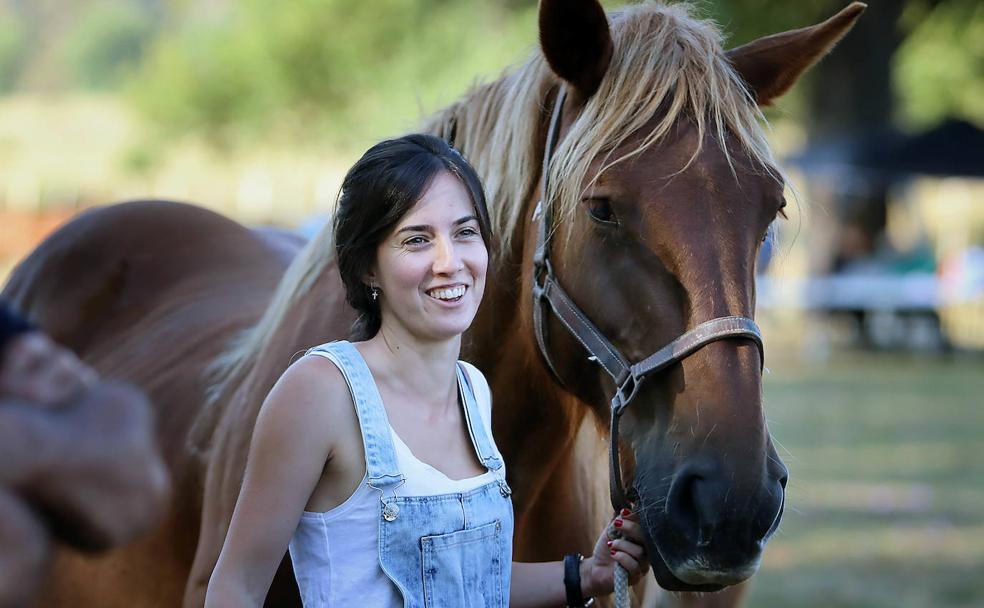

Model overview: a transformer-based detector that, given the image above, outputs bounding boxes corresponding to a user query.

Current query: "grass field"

[747,351,984,608]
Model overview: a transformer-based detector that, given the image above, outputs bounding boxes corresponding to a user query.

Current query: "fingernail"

[621,508,631,516]
[606,540,613,547]
[614,519,623,528]
[610,549,617,556]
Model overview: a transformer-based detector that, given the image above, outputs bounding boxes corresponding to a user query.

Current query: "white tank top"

[288,359,502,607]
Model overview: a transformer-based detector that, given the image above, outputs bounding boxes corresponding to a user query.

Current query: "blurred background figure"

[0,1,980,606]
[0,301,170,607]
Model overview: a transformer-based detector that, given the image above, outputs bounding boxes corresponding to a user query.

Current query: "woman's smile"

[425,284,468,304]
[373,170,489,341]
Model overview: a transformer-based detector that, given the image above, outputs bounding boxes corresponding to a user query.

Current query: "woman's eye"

[404,236,428,246]
[584,198,618,225]
[457,227,479,238]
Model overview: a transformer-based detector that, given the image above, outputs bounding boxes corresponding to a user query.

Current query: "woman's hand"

[582,508,650,597]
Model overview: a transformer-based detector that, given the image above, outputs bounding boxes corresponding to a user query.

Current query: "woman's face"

[372,171,488,343]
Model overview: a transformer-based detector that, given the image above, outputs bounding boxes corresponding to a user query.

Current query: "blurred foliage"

[0,0,980,155]
[895,0,984,129]
[122,0,860,154]
[62,0,158,90]
[127,0,537,152]
[0,11,27,93]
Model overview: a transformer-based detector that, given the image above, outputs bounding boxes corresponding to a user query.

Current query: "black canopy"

[788,119,984,179]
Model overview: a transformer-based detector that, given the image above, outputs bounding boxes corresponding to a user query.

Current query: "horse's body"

[2,2,863,606]
[2,201,306,605]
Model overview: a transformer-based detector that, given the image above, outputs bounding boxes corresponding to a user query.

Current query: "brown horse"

[2,2,864,606]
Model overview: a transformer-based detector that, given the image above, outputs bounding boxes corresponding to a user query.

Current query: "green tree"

[895,0,984,128]
[704,0,983,136]
[128,0,536,152]
[122,0,982,154]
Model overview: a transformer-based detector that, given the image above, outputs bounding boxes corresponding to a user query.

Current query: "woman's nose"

[432,238,464,274]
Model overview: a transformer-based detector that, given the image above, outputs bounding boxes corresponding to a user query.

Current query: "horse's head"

[531,0,864,592]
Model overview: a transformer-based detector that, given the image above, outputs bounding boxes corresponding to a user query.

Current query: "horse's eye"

[584,198,618,226]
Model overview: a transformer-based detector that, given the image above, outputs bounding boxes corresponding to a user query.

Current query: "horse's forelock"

[424,1,785,258]
[551,3,783,226]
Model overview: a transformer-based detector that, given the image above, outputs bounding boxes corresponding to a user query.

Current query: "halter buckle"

[611,370,643,416]
[532,256,553,299]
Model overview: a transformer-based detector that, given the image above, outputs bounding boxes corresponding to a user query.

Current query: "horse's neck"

[437,76,602,505]
[463,201,597,521]
[468,302,608,551]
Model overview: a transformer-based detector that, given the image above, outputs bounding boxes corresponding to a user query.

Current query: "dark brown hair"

[334,134,493,339]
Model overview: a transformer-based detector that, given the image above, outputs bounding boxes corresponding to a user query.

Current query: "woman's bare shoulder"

[258,354,354,426]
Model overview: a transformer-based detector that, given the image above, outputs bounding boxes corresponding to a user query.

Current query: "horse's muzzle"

[637,452,788,591]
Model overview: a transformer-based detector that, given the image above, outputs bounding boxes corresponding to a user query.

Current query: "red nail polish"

[614,519,623,527]
[610,549,617,556]
[621,508,631,517]
[606,540,612,547]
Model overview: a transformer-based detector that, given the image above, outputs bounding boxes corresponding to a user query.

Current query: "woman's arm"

[510,511,648,607]
[205,356,351,607]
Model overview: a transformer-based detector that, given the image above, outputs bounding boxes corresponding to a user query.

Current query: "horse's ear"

[726,2,866,106]
[539,0,613,101]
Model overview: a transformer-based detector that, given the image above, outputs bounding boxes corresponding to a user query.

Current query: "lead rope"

[614,561,630,608]
[612,502,630,608]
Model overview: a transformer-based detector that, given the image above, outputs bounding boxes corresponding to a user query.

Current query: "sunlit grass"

[749,352,984,607]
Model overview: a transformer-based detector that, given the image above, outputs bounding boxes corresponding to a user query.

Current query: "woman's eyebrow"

[397,215,478,234]
[396,224,433,235]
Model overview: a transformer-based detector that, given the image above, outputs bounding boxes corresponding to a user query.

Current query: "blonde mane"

[206,1,780,406]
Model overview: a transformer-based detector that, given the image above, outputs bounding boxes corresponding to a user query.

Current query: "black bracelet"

[563,553,593,607]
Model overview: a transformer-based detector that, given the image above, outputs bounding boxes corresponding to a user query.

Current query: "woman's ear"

[362,264,377,286]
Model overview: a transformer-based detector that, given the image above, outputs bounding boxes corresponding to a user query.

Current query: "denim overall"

[308,341,514,608]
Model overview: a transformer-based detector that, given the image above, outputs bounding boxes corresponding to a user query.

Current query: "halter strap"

[532,86,570,384]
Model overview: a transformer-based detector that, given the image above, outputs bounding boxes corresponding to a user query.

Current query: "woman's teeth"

[428,286,466,301]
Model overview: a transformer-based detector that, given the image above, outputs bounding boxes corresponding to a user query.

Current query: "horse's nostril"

[664,456,788,551]
[666,458,725,545]
[696,521,714,547]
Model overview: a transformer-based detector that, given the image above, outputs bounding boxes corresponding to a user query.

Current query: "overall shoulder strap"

[456,362,503,472]
[306,341,404,488]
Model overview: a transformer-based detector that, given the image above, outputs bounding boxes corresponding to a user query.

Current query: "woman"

[205,134,648,607]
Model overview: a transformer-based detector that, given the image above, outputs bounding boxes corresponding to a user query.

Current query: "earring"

[370,285,379,301]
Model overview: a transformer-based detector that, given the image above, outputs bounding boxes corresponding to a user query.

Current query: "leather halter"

[531,86,765,511]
